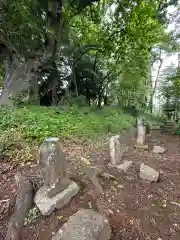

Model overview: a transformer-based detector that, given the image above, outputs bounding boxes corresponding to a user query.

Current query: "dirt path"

[1,129,180,240]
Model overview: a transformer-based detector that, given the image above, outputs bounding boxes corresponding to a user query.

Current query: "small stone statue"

[39,138,70,197]
[136,119,146,145]
[135,119,148,149]
[35,137,79,215]
[109,135,124,165]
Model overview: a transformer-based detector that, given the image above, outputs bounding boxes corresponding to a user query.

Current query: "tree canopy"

[0,0,179,109]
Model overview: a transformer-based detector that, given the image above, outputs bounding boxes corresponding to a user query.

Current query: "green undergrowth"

[0,105,134,162]
[175,124,180,135]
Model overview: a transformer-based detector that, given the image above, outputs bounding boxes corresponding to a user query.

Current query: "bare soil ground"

[1,129,180,240]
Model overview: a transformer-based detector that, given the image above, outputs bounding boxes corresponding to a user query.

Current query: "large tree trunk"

[0,56,37,106]
[30,75,40,104]
[0,0,101,106]
[97,94,102,108]
[51,79,58,106]
[149,49,163,113]
[0,0,62,106]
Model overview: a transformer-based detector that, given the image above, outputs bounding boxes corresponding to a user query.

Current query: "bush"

[0,105,134,162]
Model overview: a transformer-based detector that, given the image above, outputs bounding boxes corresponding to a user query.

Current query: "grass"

[0,105,134,162]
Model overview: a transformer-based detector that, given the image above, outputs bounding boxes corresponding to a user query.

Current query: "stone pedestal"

[34,138,79,215]
[162,120,176,134]
[35,181,79,216]
[116,160,133,172]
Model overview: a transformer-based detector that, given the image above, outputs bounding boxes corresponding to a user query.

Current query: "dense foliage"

[0,0,180,160]
[0,105,134,162]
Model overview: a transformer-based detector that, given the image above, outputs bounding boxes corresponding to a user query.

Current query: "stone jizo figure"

[109,135,122,165]
[137,119,146,145]
[35,138,79,215]
[39,137,71,197]
[135,119,148,149]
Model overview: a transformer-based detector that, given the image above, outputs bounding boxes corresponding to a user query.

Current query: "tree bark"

[149,49,163,113]
[0,0,100,106]
[97,94,102,108]
[51,79,58,106]
[0,0,62,106]
[0,56,37,106]
[30,75,40,104]
[6,173,33,240]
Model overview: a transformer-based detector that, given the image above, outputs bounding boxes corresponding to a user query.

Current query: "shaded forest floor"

[1,129,180,240]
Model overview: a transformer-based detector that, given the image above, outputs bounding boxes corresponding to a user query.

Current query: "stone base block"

[116,160,133,172]
[34,181,79,216]
[52,209,111,240]
[134,144,148,150]
[108,161,133,172]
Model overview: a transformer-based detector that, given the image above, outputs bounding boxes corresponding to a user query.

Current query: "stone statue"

[35,137,79,215]
[39,138,65,186]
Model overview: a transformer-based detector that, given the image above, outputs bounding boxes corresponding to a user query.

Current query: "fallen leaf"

[81,157,90,166]
[57,216,63,220]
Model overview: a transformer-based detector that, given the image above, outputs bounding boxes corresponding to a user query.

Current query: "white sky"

[152,5,179,113]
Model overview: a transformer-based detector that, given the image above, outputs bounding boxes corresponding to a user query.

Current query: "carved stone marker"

[52,209,111,240]
[109,135,122,165]
[135,119,148,149]
[34,138,79,216]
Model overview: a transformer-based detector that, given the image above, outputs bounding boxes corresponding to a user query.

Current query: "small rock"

[171,201,180,207]
[52,209,111,240]
[140,164,159,182]
[108,209,113,215]
[88,202,92,208]
[116,160,133,172]
[152,146,166,154]
[117,184,124,189]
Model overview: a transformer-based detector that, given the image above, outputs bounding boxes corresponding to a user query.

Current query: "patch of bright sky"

[152,5,179,112]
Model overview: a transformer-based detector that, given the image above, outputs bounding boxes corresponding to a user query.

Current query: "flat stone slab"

[34,181,79,216]
[140,164,159,182]
[108,160,133,172]
[134,144,148,150]
[52,209,111,240]
[152,146,166,154]
[116,160,133,172]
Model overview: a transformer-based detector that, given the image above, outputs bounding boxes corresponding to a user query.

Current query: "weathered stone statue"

[109,135,132,171]
[109,135,122,165]
[137,119,146,145]
[39,138,71,197]
[135,119,148,149]
[34,138,79,216]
